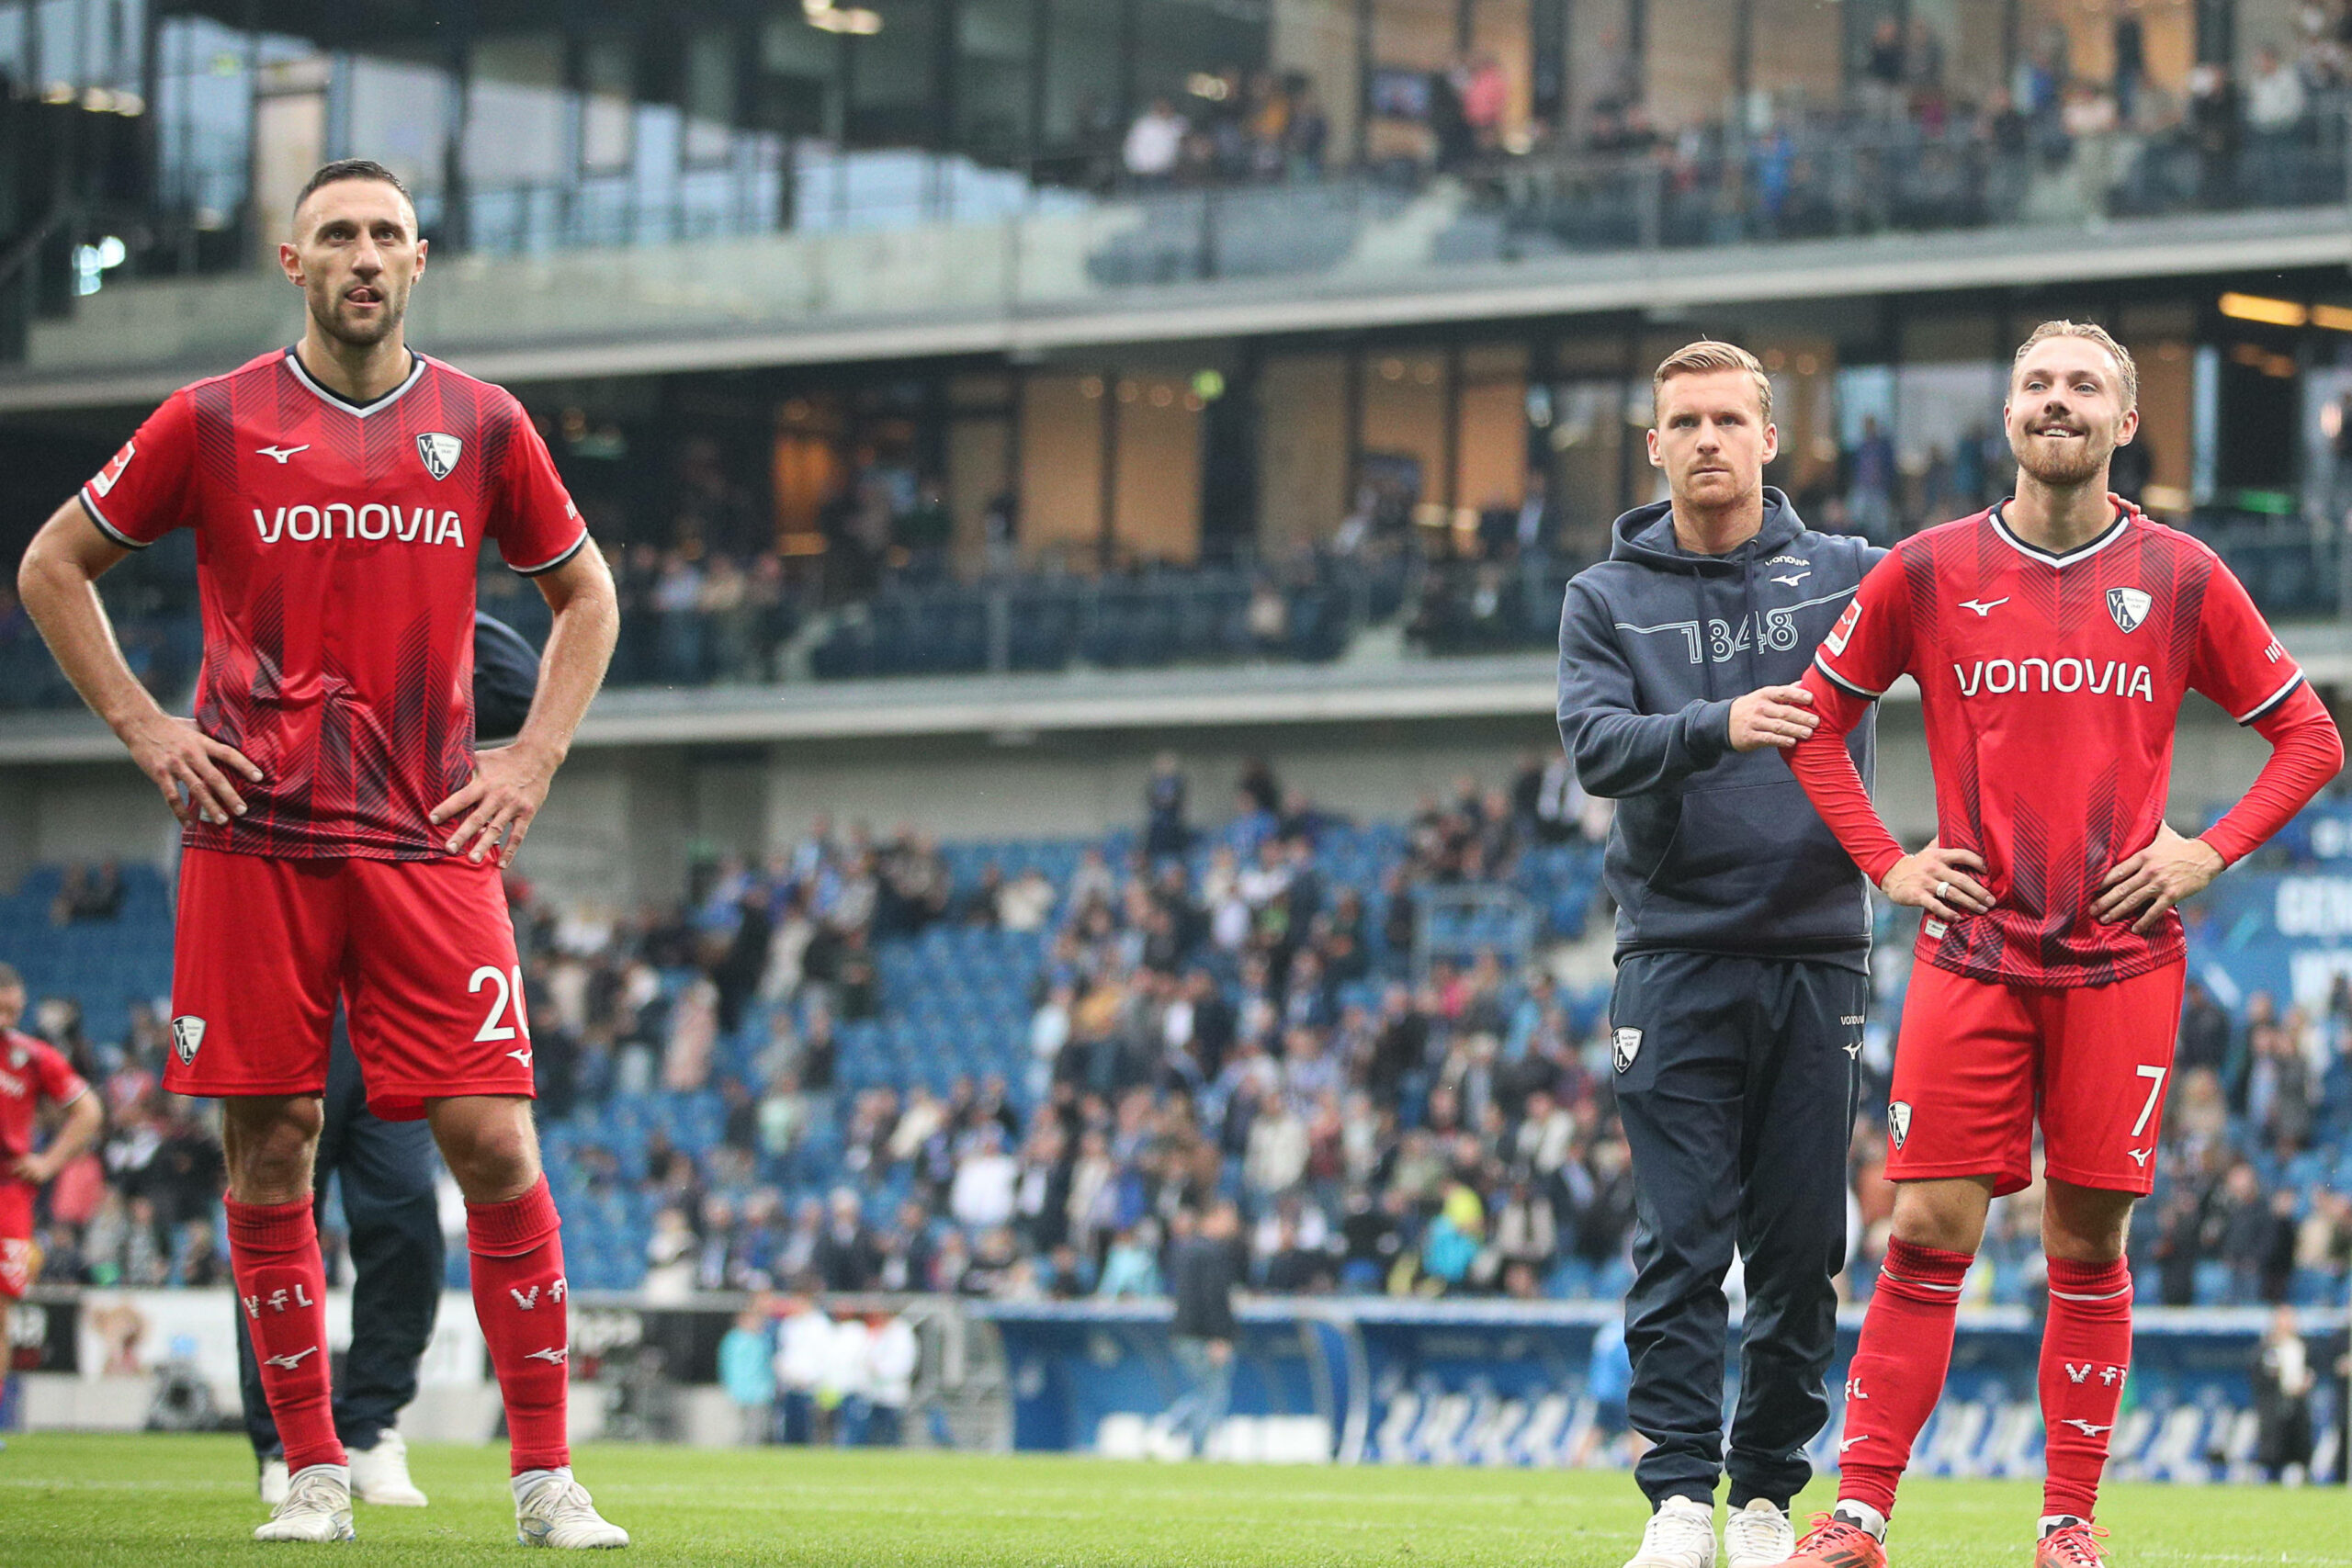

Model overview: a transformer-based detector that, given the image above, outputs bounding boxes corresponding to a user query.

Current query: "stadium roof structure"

[7,621,2352,764]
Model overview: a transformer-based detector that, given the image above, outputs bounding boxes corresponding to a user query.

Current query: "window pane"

[849,0,942,150]
[684,28,734,164]
[956,0,1034,166]
[465,34,566,186]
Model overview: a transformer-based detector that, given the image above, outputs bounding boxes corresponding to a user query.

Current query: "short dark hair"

[293,158,414,221]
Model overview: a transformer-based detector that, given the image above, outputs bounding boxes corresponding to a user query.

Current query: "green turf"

[0,1434,2342,1567]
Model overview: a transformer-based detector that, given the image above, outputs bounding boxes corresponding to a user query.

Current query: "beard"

[308,281,405,348]
[2011,426,2111,489]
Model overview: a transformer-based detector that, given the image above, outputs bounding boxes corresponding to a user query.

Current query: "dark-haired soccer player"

[1782,321,2342,1568]
[16,159,626,1547]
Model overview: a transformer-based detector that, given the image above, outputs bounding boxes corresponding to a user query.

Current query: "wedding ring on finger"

[1934,879,1951,901]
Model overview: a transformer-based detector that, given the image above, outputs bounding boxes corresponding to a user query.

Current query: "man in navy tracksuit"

[1557,342,1882,1568]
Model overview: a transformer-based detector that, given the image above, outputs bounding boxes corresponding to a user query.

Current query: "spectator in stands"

[1145,753,1191,858]
[1123,99,1187,187]
[49,861,124,924]
[2178,980,2233,1077]
[815,1188,883,1292]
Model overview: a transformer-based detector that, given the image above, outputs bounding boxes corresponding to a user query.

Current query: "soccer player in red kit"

[1780,321,2342,1568]
[0,962,104,1303]
[16,161,626,1547]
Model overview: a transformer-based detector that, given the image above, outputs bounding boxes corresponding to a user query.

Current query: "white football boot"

[254,1463,356,1543]
[514,1470,630,1549]
[258,1457,290,1507]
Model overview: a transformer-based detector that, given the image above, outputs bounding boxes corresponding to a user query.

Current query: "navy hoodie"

[1556,489,1882,970]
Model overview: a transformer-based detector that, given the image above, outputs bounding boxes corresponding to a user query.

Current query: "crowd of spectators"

[1088,12,2352,225]
[12,760,2352,1317]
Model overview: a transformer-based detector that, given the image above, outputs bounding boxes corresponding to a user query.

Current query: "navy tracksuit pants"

[238,1015,444,1460]
[1609,950,1862,1510]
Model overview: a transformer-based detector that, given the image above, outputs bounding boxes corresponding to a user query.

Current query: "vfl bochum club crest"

[170,1016,206,1066]
[2106,586,2152,634]
[1611,1027,1643,1074]
[416,432,463,480]
[1888,1100,1913,1150]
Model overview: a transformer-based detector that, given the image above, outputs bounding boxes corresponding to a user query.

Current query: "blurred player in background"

[0,960,104,1446]
[15,160,624,1546]
[241,609,544,1508]
[1784,321,2343,1568]
[1558,341,1881,1568]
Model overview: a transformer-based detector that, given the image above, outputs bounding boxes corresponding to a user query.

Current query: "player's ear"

[1645,427,1662,468]
[1760,422,1780,466]
[2115,406,2138,446]
[278,240,303,287]
[413,234,428,276]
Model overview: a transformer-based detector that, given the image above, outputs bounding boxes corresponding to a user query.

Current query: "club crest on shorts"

[416,431,462,480]
[2106,586,2151,634]
[170,1015,207,1065]
[1888,1100,1913,1150]
[1611,1026,1643,1074]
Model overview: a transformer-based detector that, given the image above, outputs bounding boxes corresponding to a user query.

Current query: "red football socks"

[2040,1257,2133,1520]
[1835,1238,1974,1517]
[226,1198,346,1475]
[468,1175,572,1474]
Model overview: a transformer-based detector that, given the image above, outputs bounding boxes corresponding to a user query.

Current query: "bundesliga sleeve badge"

[416,432,463,480]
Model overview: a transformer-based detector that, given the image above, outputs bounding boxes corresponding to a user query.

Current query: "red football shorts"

[0,1181,34,1299]
[1885,958,2186,1197]
[163,846,535,1121]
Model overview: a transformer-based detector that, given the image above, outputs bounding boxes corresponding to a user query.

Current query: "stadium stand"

[14,768,2351,1321]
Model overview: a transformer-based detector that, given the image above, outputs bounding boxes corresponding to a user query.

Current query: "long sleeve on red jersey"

[2186,551,2346,863]
[1785,666,1906,886]
[2201,683,2344,865]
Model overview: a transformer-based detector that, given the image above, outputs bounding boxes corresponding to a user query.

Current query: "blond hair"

[2012,320,2138,410]
[1653,340,1773,425]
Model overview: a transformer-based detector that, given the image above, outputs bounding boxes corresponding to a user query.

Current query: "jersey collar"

[281,345,426,417]
[1987,499,2132,569]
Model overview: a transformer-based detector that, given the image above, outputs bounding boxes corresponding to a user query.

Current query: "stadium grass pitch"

[0,1434,2345,1567]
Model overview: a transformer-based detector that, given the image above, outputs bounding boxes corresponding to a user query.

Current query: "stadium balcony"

[6,112,2351,408]
[7,510,2352,739]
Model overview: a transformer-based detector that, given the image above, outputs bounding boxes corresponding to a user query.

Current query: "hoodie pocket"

[1639,779,1794,914]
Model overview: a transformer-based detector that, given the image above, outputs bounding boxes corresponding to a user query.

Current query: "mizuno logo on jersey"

[266,1346,319,1371]
[526,1346,570,1365]
[250,503,468,547]
[1953,658,2154,703]
[1958,597,2009,616]
[255,445,310,464]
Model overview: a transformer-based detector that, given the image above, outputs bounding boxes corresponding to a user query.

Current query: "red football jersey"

[80,349,584,860]
[0,1027,89,1168]
[1806,503,2303,987]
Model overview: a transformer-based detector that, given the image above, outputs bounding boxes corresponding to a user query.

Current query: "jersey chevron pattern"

[1813,502,2302,987]
[80,350,585,860]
